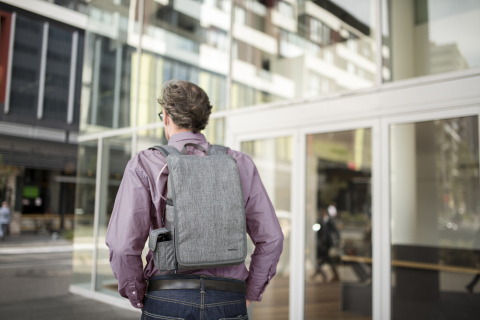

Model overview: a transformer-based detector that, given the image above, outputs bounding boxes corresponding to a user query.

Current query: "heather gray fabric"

[208,145,228,156]
[148,144,247,272]
[148,228,170,251]
[155,240,176,271]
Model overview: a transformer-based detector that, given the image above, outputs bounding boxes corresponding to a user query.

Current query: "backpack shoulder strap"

[208,144,228,156]
[149,145,181,157]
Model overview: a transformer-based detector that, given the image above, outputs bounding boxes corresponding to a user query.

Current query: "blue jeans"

[142,274,248,320]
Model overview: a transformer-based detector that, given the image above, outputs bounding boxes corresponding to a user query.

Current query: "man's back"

[106,80,283,319]
[106,131,284,310]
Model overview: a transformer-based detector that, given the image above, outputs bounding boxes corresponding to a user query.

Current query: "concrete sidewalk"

[0,233,140,319]
[0,232,74,254]
[0,293,140,320]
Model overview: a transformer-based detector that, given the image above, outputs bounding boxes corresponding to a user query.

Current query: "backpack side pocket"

[149,228,176,271]
[155,239,176,271]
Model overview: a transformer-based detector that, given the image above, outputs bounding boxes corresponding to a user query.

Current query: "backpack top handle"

[180,143,210,155]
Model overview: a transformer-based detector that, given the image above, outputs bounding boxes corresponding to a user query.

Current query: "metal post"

[91,137,103,291]
[4,12,16,114]
[113,45,123,129]
[132,0,144,158]
[375,0,383,86]
[67,31,79,124]
[37,22,49,119]
[225,0,235,112]
[91,38,102,125]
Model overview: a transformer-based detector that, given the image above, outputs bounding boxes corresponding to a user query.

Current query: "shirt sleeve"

[105,159,152,309]
[244,161,284,302]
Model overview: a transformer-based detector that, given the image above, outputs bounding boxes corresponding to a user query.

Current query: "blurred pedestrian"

[312,209,341,282]
[328,202,338,218]
[0,201,11,241]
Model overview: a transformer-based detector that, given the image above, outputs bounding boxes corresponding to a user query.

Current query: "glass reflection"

[138,0,228,125]
[305,129,372,320]
[384,0,480,82]
[242,137,292,320]
[72,140,98,288]
[137,128,168,154]
[390,116,480,320]
[95,135,132,294]
[232,0,377,109]
[80,0,133,134]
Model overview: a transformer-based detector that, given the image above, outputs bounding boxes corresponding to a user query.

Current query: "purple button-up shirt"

[106,132,284,308]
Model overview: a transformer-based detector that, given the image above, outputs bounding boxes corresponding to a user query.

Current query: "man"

[106,80,284,319]
[327,202,337,218]
[312,209,340,282]
[0,201,11,241]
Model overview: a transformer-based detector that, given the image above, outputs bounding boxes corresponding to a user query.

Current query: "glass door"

[241,136,293,320]
[305,128,373,320]
[389,115,480,320]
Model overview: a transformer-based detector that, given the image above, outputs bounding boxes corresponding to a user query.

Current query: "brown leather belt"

[147,279,246,294]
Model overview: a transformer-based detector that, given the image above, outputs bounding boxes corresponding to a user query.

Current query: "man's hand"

[246,299,252,309]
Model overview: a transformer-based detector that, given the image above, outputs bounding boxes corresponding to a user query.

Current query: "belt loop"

[200,276,205,293]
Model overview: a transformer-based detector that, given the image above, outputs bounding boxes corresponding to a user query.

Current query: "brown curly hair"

[157,80,212,133]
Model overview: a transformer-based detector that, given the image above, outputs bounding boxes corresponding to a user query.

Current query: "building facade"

[2,0,479,319]
[0,0,86,234]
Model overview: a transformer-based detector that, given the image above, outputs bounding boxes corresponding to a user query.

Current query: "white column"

[391,0,415,80]
[37,22,49,119]
[291,130,306,320]
[390,123,417,245]
[67,31,79,124]
[4,12,16,114]
[91,137,103,291]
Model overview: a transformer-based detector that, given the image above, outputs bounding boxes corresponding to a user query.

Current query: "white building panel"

[280,41,304,58]
[233,24,278,55]
[232,60,295,99]
[304,1,341,31]
[141,31,200,67]
[200,5,230,30]
[199,44,229,75]
[174,0,201,20]
[271,10,297,33]
[305,55,373,90]
[336,43,377,74]
[2,0,87,29]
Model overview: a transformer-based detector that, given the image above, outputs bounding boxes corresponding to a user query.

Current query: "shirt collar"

[168,131,207,145]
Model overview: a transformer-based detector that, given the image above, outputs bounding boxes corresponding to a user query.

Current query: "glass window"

[138,0,228,125]
[383,0,480,82]
[241,137,292,320]
[202,117,225,145]
[232,0,377,109]
[9,15,43,118]
[390,116,480,319]
[305,128,373,319]
[137,128,168,154]
[80,0,133,134]
[95,135,132,294]
[72,140,98,288]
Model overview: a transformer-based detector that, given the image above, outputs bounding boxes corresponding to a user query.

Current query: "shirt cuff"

[246,266,274,301]
[125,280,146,308]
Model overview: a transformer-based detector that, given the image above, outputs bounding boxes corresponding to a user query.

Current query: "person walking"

[106,80,284,320]
[312,209,341,282]
[0,201,11,241]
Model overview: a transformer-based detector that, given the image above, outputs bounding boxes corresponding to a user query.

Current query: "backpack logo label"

[227,243,238,251]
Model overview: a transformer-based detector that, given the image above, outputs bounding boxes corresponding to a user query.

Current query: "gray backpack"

[147,143,247,271]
